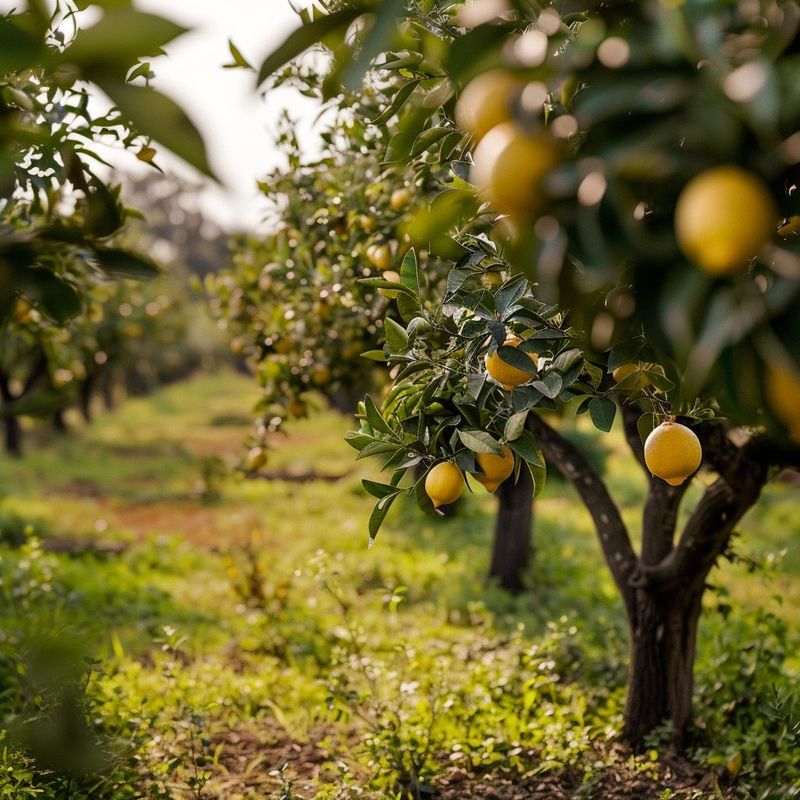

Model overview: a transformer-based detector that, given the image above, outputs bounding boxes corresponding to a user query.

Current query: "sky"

[120,0,323,231]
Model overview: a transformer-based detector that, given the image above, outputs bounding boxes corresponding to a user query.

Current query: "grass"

[0,370,797,799]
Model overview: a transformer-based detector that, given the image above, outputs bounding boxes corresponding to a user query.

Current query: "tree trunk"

[0,373,22,457]
[4,414,22,457]
[623,585,703,750]
[52,407,68,433]
[79,375,94,422]
[489,467,534,593]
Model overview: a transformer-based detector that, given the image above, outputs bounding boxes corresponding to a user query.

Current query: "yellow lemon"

[390,187,412,211]
[727,753,743,777]
[366,243,392,271]
[455,69,523,142]
[473,445,515,493]
[288,399,307,418]
[425,462,464,509]
[485,336,537,390]
[245,446,267,471]
[311,366,332,386]
[765,362,800,439]
[471,122,562,217]
[644,421,702,486]
[674,166,776,276]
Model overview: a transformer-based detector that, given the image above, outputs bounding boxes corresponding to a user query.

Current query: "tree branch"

[635,432,771,591]
[528,413,638,615]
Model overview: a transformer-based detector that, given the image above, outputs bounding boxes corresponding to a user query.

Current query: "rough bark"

[624,587,702,747]
[489,467,534,593]
[528,409,800,749]
[528,413,637,616]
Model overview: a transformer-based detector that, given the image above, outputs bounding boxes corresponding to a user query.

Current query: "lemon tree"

[1,2,213,453]
[260,0,800,754]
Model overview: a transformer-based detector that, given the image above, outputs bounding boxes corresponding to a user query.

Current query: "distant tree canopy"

[1,1,214,452]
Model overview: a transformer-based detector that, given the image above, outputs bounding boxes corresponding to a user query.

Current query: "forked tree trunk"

[624,585,703,748]
[489,467,534,593]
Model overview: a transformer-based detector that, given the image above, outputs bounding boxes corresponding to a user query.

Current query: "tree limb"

[528,413,638,615]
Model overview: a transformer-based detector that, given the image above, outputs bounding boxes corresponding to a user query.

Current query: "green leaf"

[371,79,421,126]
[257,7,365,87]
[588,397,617,432]
[528,459,547,498]
[343,0,406,89]
[637,411,657,443]
[369,492,398,542]
[15,267,81,323]
[64,9,187,78]
[504,409,528,441]
[495,276,527,316]
[496,345,538,375]
[92,247,160,278]
[508,429,546,469]
[358,277,414,295]
[531,372,562,399]
[411,126,453,157]
[0,17,43,73]
[100,82,216,179]
[361,349,387,361]
[223,38,253,70]
[457,429,504,456]
[396,248,421,321]
[364,395,394,436]
[362,479,402,500]
[399,248,419,295]
[383,317,409,353]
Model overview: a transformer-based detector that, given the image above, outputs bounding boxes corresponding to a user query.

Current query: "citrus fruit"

[644,421,702,486]
[245,447,267,471]
[485,336,537,390]
[674,166,776,276]
[366,243,392,271]
[311,365,332,386]
[425,462,464,509]
[765,362,800,439]
[471,122,561,217]
[390,187,412,210]
[612,363,650,390]
[288,399,307,418]
[473,445,515,493]
[455,69,523,142]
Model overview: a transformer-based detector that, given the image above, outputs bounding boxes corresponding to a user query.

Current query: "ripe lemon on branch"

[425,462,464,509]
[471,123,562,217]
[455,69,523,143]
[485,336,537,390]
[473,445,515,493]
[674,166,776,276]
[644,421,702,486]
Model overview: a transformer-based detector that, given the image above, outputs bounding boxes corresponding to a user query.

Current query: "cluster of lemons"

[420,68,800,507]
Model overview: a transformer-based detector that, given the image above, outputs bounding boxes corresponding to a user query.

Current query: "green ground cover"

[0,371,796,799]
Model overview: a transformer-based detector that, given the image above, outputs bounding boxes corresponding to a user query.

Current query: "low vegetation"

[0,372,796,799]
